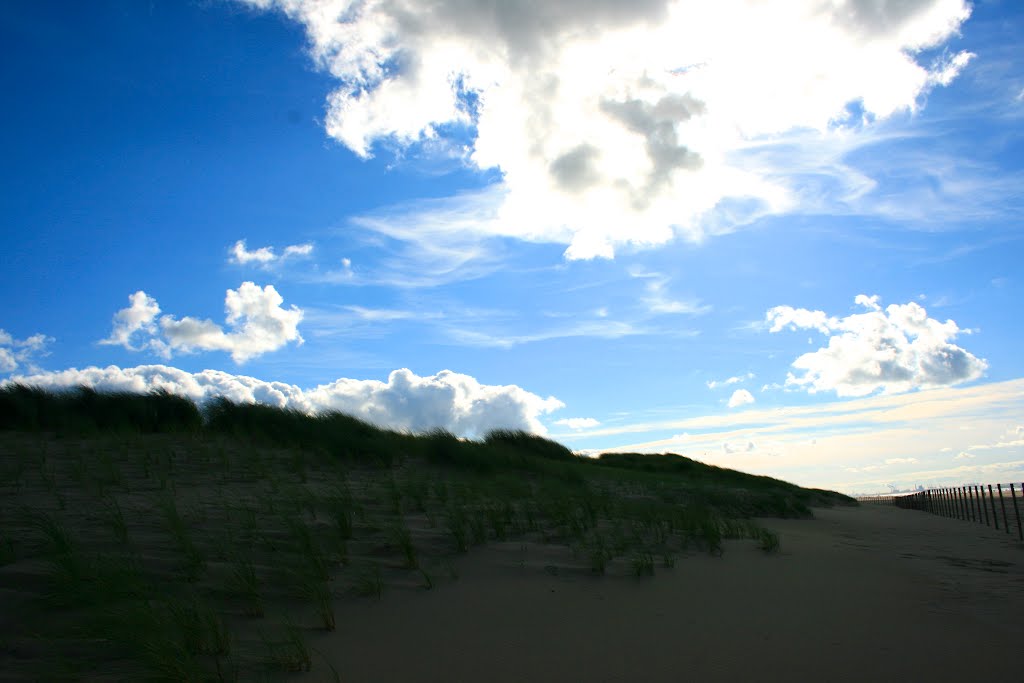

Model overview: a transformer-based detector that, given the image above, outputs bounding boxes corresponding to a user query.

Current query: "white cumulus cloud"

[6,365,564,437]
[230,239,314,266]
[0,329,53,374]
[727,389,755,408]
[238,0,973,259]
[101,283,304,364]
[100,291,162,351]
[765,295,986,397]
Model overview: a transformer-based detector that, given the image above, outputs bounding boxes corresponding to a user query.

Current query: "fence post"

[981,485,991,526]
[958,487,966,520]
[997,484,1009,534]
[988,485,999,530]
[1011,484,1023,542]
[973,486,982,523]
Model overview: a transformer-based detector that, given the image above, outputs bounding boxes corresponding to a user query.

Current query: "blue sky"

[2,0,1022,494]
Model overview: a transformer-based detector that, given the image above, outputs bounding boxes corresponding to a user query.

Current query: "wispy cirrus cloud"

[577,378,1024,444]
[707,372,755,389]
[553,417,601,430]
[446,318,648,349]
[567,378,1024,493]
[628,266,711,316]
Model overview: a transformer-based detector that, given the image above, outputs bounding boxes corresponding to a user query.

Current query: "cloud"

[334,187,513,288]
[842,458,918,473]
[707,372,754,390]
[230,239,314,266]
[727,389,755,408]
[6,365,563,437]
[239,0,972,259]
[569,378,1024,444]
[765,295,986,397]
[446,318,647,349]
[722,440,755,454]
[341,305,439,322]
[629,267,711,316]
[561,378,1024,492]
[928,49,975,87]
[554,417,601,430]
[954,451,975,460]
[102,283,304,363]
[765,306,837,335]
[0,329,53,374]
[100,291,163,351]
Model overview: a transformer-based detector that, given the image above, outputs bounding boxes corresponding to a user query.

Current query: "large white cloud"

[239,0,973,259]
[101,283,304,364]
[0,329,53,374]
[6,365,564,437]
[765,295,987,397]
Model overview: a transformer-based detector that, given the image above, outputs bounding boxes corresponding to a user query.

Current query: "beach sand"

[303,504,1024,682]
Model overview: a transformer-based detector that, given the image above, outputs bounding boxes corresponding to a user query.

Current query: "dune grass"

[0,385,854,680]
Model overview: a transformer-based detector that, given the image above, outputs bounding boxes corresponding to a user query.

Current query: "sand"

[303,504,1024,682]
[2,431,1020,681]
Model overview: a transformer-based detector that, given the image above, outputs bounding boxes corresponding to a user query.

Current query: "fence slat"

[988,485,999,530]
[982,485,991,526]
[997,484,1009,534]
[1012,484,1023,542]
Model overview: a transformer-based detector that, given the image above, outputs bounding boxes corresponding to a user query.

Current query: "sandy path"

[304,504,1024,682]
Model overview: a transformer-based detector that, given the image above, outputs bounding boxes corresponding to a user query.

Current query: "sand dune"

[305,504,1024,682]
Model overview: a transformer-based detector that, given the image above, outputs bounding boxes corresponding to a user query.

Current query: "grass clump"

[352,562,384,599]
[258,616,311,673]
[225,549,264,618]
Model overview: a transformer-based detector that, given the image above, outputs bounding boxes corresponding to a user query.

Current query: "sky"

[2,0,1022,495]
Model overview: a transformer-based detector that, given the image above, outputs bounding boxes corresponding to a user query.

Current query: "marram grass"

[0,386,852,680]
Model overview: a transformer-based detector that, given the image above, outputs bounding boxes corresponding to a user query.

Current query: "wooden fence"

[859,483,1024,541]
